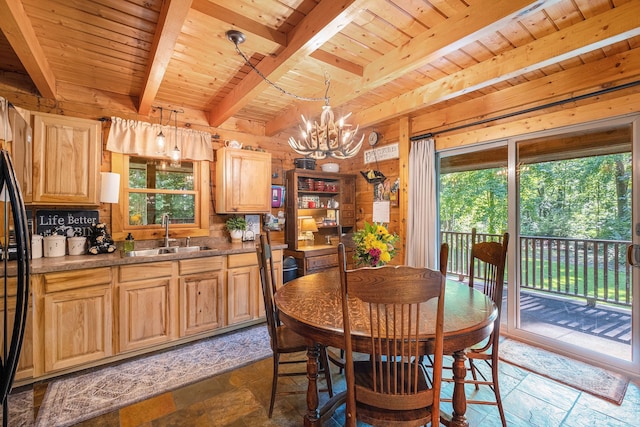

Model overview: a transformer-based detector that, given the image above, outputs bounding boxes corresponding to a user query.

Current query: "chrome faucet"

[161,213,176,247]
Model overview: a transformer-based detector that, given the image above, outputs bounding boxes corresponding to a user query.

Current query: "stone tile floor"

[29,350,639,427]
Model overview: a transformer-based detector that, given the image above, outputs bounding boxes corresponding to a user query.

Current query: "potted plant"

[226,216,247,242]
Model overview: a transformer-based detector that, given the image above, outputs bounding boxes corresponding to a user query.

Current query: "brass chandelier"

[226,30,364,160]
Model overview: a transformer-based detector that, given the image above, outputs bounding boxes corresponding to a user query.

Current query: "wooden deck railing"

[441,231,632,307]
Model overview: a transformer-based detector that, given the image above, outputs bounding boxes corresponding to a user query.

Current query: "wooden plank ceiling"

[0,0,639,137]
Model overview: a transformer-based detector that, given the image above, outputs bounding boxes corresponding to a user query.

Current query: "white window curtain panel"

[106,117,213,161]
[405,137,438,268]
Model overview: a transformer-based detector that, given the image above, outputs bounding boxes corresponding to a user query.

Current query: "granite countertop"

[22,241,288,274]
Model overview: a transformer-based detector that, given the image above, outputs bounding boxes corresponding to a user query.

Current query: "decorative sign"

[364,143,399,164]
[35,210,99,237]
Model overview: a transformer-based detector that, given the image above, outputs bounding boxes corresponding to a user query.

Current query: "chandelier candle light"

[290,103,364,160]
[226,30,364,160]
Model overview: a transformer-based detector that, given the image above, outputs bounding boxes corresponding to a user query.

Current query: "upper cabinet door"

[32,113,100,205]
[215,148,272,213]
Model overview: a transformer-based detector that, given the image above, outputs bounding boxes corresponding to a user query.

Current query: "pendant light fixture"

[226,30,363,160]
[170,110,181,167]
[155,106,166,154]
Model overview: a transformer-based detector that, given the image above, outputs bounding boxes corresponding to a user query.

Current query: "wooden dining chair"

[338,243,448,427]
[256,233,333,417]
[443,229,509,427]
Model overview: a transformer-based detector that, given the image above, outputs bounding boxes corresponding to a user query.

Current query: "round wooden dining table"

[274,269,498,427]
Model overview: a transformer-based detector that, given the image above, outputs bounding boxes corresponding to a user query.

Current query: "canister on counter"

[44,235,66,257]
[68,236,87,256]
[31,234,43,259]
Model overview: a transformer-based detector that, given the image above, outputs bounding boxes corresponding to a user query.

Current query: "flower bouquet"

[352,221,399,267]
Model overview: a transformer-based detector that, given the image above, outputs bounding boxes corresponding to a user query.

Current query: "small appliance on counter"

[294,158,316,170]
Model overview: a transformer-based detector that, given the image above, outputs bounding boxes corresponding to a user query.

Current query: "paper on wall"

[372,201,390,223]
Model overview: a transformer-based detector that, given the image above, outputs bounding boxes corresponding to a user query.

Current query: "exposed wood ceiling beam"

[436,88,640,149]
[207,0,371,127]
[265,0,557,135]
[309,49,363,77]
[0,0,56,99]
[191,0,286,47]
[411,47,640,135]
[363,0,560,90]
[138,0,193,115]
[354,0,640,128]
[191,1,359,79]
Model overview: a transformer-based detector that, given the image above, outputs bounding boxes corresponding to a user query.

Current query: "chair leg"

[490,358,507,427]
[268,353,280,418]
[469,358,480,391]
[319,346,334,397]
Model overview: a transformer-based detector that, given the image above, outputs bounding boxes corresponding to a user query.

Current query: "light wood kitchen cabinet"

[117,262,176,353]
[24,248,282,384]
[5,107,33,203]
[41,268,113,373]
[32,112,100,205]
[226,249,282,324]
[0,276,33,381]
[215,147,272,213]
[179,257,226,336]
[226,252,260,324]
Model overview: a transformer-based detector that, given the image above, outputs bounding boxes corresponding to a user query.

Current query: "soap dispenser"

[124,233,135,252]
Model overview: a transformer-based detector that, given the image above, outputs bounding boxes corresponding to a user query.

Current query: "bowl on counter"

[321,163,339,173]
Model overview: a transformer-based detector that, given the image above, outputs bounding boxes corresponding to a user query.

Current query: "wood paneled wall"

[5,81,640,255]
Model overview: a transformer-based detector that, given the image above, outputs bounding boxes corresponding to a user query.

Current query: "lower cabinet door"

[1,295,33,380]
[227,266,258,325]
[118,278,174,352]
[180,272,225,336]
[44,285,112,372]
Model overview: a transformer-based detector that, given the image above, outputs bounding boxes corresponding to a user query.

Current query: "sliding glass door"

[438,116,639,374]
[513,120,636,371]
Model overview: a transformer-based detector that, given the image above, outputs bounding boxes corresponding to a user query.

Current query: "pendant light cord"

[231,37,330,105]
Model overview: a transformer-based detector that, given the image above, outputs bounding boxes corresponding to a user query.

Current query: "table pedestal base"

[441,350,469,427]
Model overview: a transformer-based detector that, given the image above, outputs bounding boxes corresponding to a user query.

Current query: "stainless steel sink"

[124,246,205,257]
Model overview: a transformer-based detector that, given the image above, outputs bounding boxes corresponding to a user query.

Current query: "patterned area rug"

[499,338,629,405]
[34,325,270,427]
[1,389,34,427]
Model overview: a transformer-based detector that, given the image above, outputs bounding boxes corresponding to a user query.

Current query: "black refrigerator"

[0,104,31,426]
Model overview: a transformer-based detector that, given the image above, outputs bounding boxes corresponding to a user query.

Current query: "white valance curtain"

[106,117,213,161]
[405,137,438,268]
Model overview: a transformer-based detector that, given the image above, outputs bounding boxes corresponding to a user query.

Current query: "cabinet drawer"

[341,208,354,219]
[44,267,112,293]
[228,252,258,268]
[179,256,224,275]
[306,254,339,271]
[118,262,173,282]
[2,276,18,296]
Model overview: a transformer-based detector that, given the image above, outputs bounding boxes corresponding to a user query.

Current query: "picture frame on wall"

[244,214,261,241]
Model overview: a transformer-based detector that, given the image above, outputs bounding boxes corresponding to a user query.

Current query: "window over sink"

[110,152,210,241]
[128,156,195,225]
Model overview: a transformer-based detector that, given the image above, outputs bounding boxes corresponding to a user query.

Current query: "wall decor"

[364,143,399,164]
[35,210,99,237]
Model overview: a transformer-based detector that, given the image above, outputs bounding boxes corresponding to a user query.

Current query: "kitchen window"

[110,152,210,241]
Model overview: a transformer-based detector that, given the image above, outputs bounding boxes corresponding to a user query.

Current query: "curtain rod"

[410,78,640,141]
